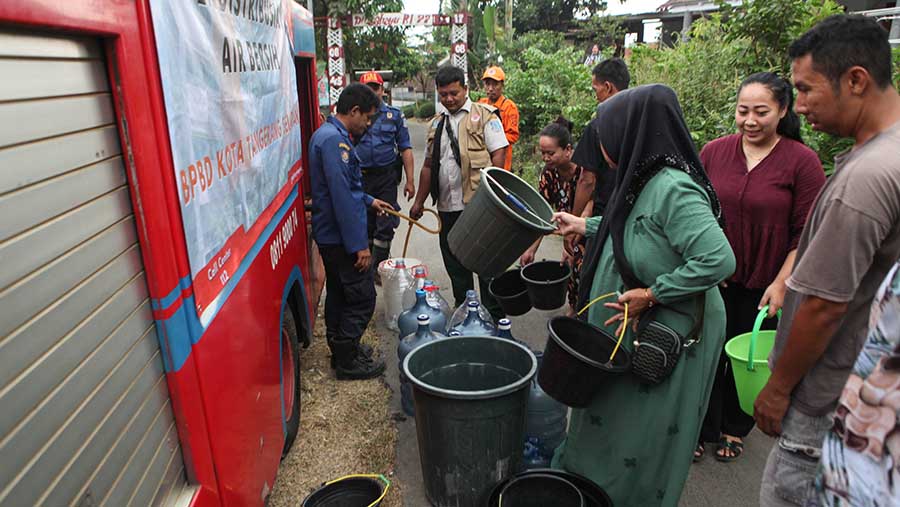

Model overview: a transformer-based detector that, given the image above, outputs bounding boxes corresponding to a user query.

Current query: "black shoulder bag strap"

[429,115,446,204]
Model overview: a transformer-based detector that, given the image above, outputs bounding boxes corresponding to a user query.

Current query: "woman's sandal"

[715,437,744,462]
[693,442,705,463]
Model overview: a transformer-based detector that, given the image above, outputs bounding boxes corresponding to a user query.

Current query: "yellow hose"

[381,208,441,258]
[575,292,629,364]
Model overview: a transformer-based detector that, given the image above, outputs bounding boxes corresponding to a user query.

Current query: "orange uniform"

[478,95,519,171]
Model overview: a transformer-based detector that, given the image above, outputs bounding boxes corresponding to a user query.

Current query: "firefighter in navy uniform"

[309,83,392,380]
[356,71,415,283]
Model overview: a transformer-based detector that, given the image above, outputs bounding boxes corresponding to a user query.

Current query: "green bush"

[416,100,436,119]
[401,104,416,118]
[496,46,596,186]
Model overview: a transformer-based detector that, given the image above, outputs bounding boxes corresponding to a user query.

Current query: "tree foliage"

[512,0,609,34]
[314,0,421,83]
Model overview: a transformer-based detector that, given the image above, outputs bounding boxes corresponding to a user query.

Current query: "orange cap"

[360,71,384,85]
[482,66,505,82]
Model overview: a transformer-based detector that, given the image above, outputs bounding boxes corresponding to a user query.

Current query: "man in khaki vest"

[410,65,508,319]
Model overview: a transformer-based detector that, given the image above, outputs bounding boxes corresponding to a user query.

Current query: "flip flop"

[693,442,705,463]
[715,436,744,462]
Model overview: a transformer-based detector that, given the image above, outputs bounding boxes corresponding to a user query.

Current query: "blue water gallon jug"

[448,290,495,333]
[398,314,446,416]
[523,351,568,468]
[398,289,447,340]
[450,301,496,336]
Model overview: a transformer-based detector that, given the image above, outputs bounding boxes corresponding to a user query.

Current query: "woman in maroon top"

[696,73,825,462]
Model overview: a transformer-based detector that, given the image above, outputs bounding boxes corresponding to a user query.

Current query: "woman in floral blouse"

[520,117,584,312]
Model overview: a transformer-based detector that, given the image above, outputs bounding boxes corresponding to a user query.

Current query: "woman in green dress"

[551,85,736,506]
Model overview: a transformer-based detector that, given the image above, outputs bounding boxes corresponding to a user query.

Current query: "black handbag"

[630,296,705,385]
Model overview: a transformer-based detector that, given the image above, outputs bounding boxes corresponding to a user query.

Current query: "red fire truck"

[0,1,322,506]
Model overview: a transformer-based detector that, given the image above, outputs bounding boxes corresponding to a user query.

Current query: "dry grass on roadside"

[268,312,401,507]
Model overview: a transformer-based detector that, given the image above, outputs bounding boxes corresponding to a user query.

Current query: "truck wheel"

[281,306,301,458]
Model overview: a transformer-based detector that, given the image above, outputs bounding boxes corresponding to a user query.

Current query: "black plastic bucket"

[487,469,613,507]
[448,168,556,278]
[498,473,584,507]
[489,268,532,316]
[521,261,572,310]
[403,337,537,507]
[301,476,387,506]
[538,317,630,407]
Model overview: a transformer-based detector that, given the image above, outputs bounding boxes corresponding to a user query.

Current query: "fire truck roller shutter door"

[0,29,192,507]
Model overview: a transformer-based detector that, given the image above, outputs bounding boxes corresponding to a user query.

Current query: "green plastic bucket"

[724,306,780,416]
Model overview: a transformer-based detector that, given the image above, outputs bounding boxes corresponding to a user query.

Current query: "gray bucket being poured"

[448,167,556,279]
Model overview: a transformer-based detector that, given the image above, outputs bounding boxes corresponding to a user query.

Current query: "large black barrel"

[403,337,537,507]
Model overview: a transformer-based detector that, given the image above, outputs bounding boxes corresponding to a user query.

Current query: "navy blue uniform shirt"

[356,102,412,168]
[309,116,374,254]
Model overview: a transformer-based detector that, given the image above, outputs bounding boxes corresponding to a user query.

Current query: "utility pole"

[891,0,900,48]
[505,0,513,42]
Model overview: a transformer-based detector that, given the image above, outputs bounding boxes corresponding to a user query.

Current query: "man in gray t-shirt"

[753,15,900,507]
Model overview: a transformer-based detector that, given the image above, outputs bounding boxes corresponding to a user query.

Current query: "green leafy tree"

[498,46,596,183]
[314,0,423,83]
[512,0,609,34]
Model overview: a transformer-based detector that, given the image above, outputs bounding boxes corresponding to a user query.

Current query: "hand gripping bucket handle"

[745,305,781,372]
[577,292,628,364]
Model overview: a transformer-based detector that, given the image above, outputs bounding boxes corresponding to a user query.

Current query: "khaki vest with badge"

[426,101,499,204]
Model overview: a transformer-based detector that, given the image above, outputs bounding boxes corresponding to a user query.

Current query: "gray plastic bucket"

[448,168,555,278]
[403,336,538,507]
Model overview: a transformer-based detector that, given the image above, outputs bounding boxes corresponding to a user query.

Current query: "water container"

[398,314,447,416]
[382,258,417,331]
[398,290,447,340]
[447,168,556,279]
[450,301,497,337]
[402,337,537,506]
[448,290,495,333]
[402,266,429,311]
[497,318,530,350]
[522,437,549,469]
[423,281,453,321]
[497,318,513,339]
[524,351,568,468]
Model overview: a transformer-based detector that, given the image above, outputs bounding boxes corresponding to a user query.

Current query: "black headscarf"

[577,84,723,307]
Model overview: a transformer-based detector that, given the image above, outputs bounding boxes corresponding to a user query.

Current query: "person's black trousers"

[363,163,401,244]
[318,245,376,360]
[438,210,504,321]
[700,283,778,442]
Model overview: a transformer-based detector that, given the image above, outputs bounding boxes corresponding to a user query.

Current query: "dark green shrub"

[416,100,436,118]
[401,104,416,118]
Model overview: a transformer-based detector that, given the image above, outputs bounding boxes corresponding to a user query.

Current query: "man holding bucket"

[409,65,508,319]
[751,15,900,506]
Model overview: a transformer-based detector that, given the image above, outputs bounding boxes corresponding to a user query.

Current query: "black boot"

[330,342,374,369]
[332,338,385,380]
[371,243,391,286]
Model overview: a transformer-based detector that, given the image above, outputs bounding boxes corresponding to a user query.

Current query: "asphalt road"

[376,119,772,506]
